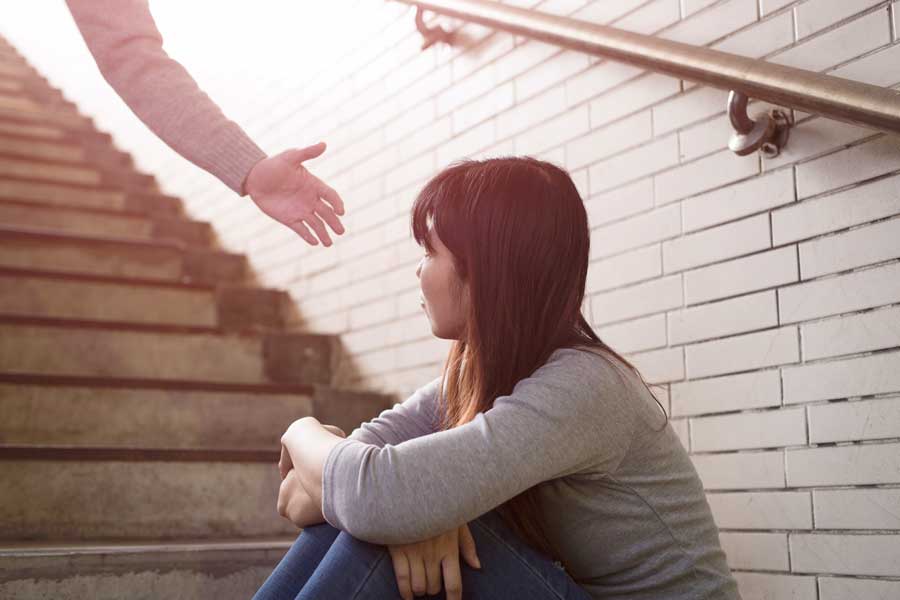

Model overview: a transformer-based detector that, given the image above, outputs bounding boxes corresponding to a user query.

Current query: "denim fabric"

[252,510,593,600]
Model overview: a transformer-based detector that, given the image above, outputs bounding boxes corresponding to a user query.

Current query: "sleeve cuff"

[205,126,267,196]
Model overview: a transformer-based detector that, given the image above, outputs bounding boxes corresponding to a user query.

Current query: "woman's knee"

[300,520,342,545]
[296,530,400,600]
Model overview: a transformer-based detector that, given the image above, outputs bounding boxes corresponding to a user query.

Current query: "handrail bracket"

[727,91,793,158]
[415,7,454,50]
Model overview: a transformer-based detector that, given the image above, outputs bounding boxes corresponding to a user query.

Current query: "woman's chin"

[429,323,462,341]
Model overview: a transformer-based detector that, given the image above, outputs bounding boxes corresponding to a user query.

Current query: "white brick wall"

[23,0,900,591]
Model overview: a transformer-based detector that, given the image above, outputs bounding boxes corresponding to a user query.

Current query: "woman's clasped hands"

[276,423,345,528]
[276,420,482,599]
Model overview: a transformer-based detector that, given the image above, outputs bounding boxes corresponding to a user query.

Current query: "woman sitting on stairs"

[255,156,742,600]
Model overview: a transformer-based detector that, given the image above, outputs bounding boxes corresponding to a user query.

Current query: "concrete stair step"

[0,445,297,541]
[0,119,141,175]
[0,380,313,449]
[0,75,88,122]
[0,537,293,600]
[0,197,211,245]
[0,69,74,108]
[0,78,23,94]
[0,175,182,216]
[0,131,86,162]
[0,93,40,113]
[0,319,335,386]
[0,61,29,78]
[0,128,136,170]
[0,226,245,283]
[0,153,101,185]
[0,268,288,330]
[0,373,391,449]
[0,103,91,130]
[0,118,69,140]
[0,151,158,191]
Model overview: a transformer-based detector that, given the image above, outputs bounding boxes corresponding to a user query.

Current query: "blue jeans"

[252,509,593,599]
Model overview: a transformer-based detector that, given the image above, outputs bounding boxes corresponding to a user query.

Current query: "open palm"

[244,142,346,246]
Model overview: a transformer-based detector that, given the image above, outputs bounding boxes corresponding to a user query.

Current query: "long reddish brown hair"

[410,156,668,570]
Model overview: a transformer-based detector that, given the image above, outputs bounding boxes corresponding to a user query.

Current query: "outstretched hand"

[244,142,346,247]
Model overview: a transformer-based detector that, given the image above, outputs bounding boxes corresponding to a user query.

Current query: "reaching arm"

[321,348,639,545]
[65,0,267,195]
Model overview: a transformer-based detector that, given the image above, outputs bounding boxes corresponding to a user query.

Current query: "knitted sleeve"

[65,0,268,195]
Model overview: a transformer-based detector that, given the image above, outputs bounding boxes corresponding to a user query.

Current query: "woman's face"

[416,227,469,340]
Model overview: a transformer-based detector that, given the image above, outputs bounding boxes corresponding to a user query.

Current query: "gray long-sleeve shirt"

[323,346,742,599]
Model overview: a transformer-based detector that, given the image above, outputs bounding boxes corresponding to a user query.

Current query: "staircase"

[0,35,392,599]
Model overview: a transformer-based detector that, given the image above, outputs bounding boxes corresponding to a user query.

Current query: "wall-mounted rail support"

[401,0,900,157]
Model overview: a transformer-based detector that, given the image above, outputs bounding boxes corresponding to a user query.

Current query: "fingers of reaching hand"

[316,177,345,217]
[314,197,345,236]
[302,210,333,247]
[287,197,343,248]
[287,219,319,246]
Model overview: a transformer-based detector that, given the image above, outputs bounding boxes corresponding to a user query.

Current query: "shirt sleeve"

[344,376,443,447]
[321,348,639,545]
[65,0,268,195]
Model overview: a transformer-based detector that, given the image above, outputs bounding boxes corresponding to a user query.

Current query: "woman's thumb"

[323,424,347,438]
[458,524,481,569]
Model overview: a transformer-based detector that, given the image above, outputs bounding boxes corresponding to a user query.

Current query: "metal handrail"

[397,0,900,154]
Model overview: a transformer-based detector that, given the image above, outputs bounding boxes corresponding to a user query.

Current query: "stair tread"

[0,372,316,394]
[0,444,281,462]
[0,536,297,556]
[0,223,235,256]
[0,194,203,224]
[0,313,223,335]
[0,199,212,246]
[0,172,165,197]
[0,314,309,338]
[0,265,216,290]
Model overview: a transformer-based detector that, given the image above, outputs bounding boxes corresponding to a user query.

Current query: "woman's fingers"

[409,555,427,597]
[322,424,347,438]
[442,554,463,600]
[458,524,481,569]
[278,445,292,480]
[424,555,443,596]
[389,550,413,600]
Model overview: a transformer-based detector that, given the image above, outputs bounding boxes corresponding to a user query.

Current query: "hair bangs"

[410,160,474,255]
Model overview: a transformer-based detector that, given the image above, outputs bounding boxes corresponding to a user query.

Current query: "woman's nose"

[415,259,422,278]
